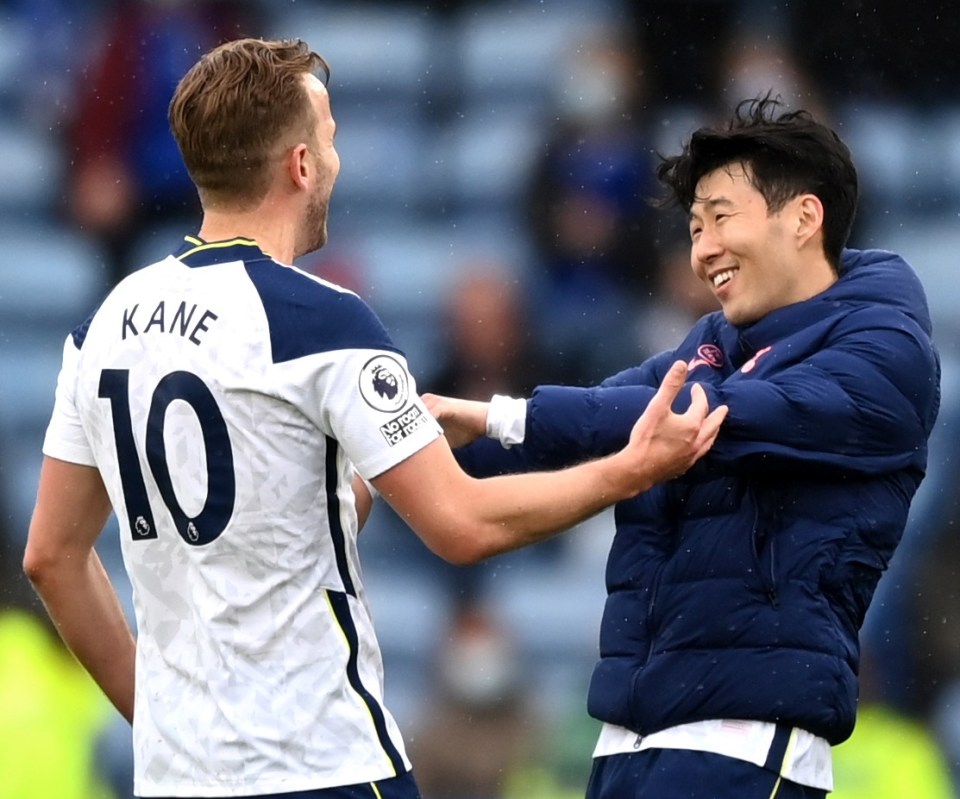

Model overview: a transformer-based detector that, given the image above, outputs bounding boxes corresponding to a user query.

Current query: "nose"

[692,226,723,267]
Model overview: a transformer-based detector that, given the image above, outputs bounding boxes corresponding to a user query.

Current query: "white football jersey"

[43,236,442,797]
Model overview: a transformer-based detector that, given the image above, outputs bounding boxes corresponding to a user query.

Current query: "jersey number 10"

[99,369,236,546]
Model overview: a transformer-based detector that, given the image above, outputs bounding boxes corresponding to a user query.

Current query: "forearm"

[27,550,136,722]
[379,438,645,565]
[459,450,644,560]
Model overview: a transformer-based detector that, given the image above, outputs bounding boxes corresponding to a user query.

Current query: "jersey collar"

[174,235,271,267]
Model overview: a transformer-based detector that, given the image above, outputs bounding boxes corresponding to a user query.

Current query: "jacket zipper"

[642,561,667,664]
[749,495,780,607]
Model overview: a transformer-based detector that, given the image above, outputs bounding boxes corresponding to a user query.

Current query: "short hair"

[169,38,330,209]
[657,96,859,267]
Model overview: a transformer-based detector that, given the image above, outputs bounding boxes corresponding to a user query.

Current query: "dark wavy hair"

[657,96,859,268]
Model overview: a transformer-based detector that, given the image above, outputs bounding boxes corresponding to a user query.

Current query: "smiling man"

[425,97,941,798]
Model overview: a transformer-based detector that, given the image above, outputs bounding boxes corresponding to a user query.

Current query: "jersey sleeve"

[314,346,442,479]
[42,335,97,466]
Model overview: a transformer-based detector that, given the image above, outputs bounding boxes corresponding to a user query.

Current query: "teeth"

[712,269,736,288]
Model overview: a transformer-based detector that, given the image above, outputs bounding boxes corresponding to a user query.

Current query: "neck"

[802,253,839,299]
[198,206,299,264]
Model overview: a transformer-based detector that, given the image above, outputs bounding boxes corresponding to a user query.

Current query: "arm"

[424,350,677,478]
[704,325,940,473]
[445,321,938,480]
[22,457,136,723]
[374,361,726,564]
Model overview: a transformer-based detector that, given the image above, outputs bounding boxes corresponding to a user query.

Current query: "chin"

[722,306,758,326]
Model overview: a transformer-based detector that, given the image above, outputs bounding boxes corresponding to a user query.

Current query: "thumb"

[650,360,689,411]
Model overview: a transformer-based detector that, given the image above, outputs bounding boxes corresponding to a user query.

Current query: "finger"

[686,382,709,420]
[694,405,729,455]
[421,393,444,416]
[650,360,688,411]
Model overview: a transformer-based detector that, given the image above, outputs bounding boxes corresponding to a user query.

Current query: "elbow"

[441,544,490,567]
[427,528,497,566]
[22,551,45,589]
[22,540,59,593]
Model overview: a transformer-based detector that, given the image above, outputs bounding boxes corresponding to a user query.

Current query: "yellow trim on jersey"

[177,237,260,260]
[768,776,782,799]
[370,782,385,799]
[322,589,397,774]
[779,728,799,774]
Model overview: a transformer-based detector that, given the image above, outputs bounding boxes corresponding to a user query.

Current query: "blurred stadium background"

[1,1,960,796]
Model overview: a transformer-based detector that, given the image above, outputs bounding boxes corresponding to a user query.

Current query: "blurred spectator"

[526,27,663,385]
[791,1,960,106]
[633,0,745,106]
[362,266,559,604]
[635,229,719,357]
[430,266,543,402]
[713,33,832,121]
[431,267,561,599]
[407,602,542,799]
[830,652,955,799]
[65,0,261,285]
[909,468,960,786]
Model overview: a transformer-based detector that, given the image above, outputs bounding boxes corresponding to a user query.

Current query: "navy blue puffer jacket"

[459,249,940,745]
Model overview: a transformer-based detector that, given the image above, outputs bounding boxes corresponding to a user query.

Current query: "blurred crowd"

[1,0,959,797]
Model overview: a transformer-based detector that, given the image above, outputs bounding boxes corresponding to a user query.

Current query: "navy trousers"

[586,749,827,799]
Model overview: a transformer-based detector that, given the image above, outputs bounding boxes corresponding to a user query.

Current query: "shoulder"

[243,260,400,363]
[837,248,933,335]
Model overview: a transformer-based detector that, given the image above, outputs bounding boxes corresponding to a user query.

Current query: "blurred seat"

[266,4,434,106]
[0,222,107,334]
[0,222,107,540]
[841,104,948,216]
[453,1,622,111]
[0,121,64,218]
[431,110,542,212]
[872,216,960,351]
[330,109,429,211]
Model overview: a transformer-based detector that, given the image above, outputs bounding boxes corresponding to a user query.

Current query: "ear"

[794,193,824,249]
[285,143,310,191]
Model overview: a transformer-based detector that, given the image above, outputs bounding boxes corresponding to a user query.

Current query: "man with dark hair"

[427,97,941,798]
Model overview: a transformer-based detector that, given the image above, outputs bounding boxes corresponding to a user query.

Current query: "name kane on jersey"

[122,299,219,346]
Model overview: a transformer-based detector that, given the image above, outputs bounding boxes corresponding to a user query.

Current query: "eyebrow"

[689,196,735,221]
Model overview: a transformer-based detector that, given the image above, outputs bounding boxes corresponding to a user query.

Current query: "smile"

[711,268,738,289]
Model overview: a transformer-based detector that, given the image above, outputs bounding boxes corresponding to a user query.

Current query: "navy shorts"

[586,749,827,799]
[141,770,421,799]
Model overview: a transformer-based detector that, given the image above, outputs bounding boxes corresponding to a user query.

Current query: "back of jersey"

[44,237,441,795]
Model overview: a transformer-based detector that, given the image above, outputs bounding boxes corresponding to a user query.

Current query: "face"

[688,163,814,326]
[297,73,340,257]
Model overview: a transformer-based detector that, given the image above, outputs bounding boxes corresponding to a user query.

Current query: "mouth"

[709,267,738,291]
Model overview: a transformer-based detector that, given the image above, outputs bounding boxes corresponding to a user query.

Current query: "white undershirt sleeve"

[485,394,528,448]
